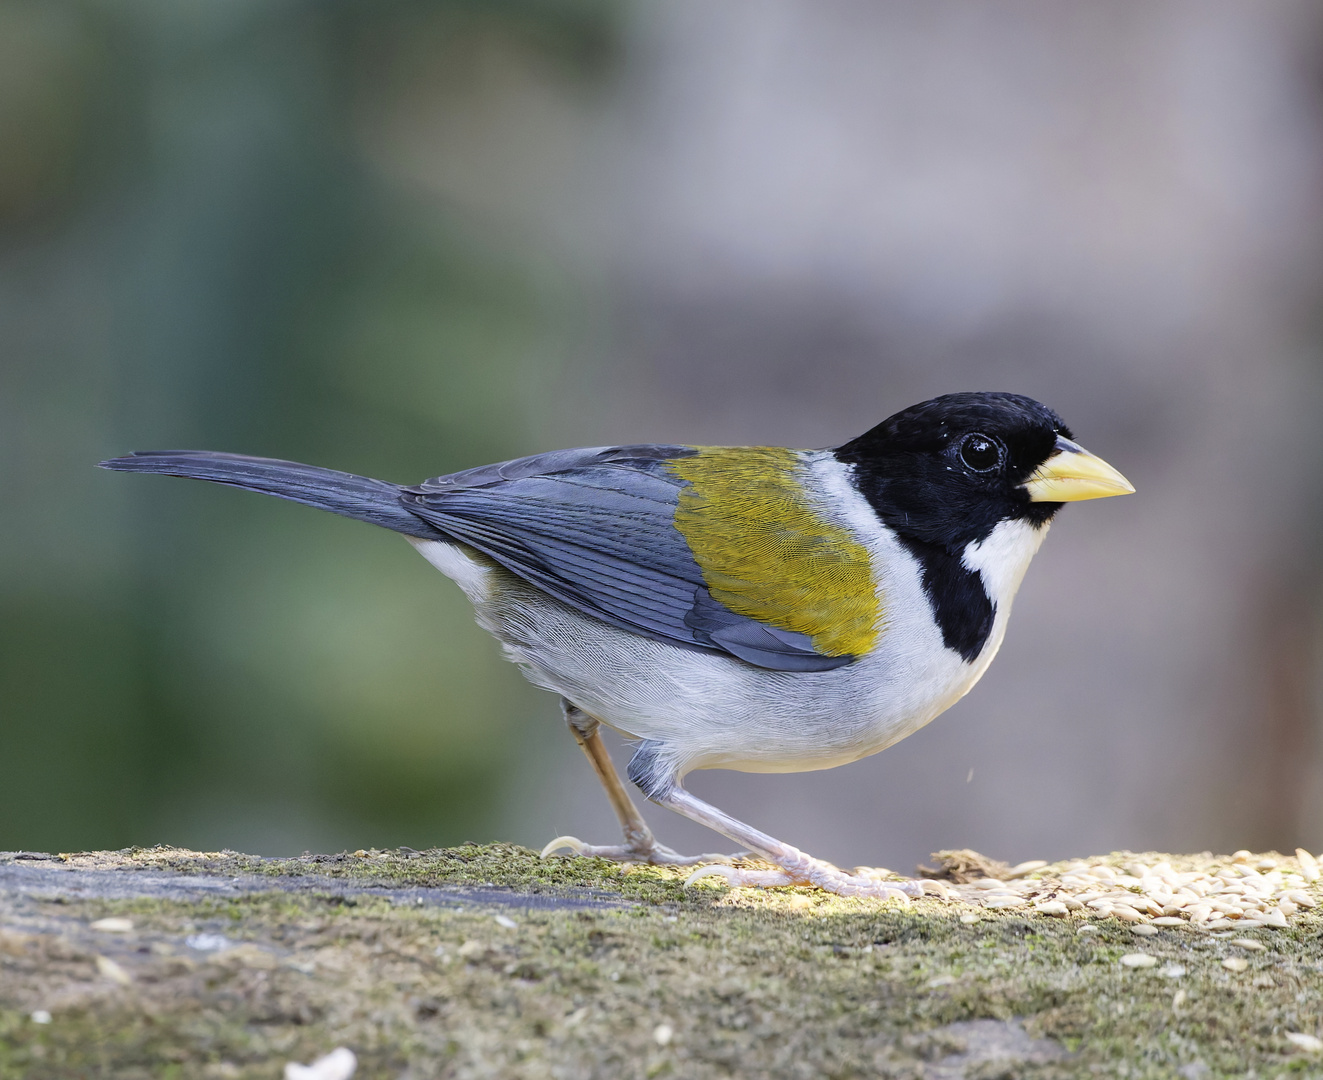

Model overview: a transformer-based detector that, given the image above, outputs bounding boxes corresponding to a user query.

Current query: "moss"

[3,846,1322,1078]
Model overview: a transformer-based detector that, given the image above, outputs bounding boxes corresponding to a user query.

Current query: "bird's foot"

[540,834,742,867]
[684,859,931,901]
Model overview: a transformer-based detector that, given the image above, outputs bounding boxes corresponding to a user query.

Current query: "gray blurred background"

[3,0,1322,871]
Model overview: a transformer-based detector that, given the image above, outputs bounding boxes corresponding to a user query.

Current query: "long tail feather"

[97,450,437,539]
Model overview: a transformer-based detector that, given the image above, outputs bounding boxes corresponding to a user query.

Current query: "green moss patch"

[2,846,1321,1078]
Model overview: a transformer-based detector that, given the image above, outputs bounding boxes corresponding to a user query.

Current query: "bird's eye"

[958,433,1001,472]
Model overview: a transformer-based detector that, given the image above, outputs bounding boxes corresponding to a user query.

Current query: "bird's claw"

[540,835,741,866]
[684,860,922,901]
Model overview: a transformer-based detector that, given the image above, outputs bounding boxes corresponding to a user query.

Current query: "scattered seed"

[1120,953,1157,968]
[1172,989,1187,1008]
[493,915,517,930]
[1230,938,1267,951]
[1131,924,1159,937]
[30,1010,51,1024]
[653,1023,674,1047]
[90,918,133,933]
[1222,957,1249,973]
[1160,964,1186,979]
[1296,849,1320,883]
[95,955,132,985]
[934,850,1320,931]
[1287,1032,1323,1053]
[958,914,980,924]
[283,1047,358,1080]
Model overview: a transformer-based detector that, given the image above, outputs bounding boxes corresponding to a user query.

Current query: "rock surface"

[1,845,1320,1078]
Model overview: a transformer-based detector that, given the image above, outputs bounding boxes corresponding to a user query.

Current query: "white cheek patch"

[961,518,1049,612]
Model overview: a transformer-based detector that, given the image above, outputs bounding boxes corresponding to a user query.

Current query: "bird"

[99,391,1133,898]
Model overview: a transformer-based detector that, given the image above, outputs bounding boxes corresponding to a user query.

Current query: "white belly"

[410,533,990,780]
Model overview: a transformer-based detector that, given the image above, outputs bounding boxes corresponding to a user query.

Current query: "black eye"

[958,433,1001,472]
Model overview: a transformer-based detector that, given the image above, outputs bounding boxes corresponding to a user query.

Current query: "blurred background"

[3,0,1323,871]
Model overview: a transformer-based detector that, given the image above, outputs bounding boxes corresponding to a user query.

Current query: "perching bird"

[100,392,1132,898]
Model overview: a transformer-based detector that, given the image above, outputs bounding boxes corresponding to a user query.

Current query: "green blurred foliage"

[0,0,620,854]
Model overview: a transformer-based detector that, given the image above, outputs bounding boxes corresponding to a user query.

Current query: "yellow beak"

[1023,436,1134,502]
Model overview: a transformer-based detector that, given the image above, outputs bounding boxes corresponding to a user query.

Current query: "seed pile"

[929,848,1322,928]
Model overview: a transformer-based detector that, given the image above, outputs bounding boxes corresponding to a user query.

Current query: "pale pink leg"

[656,786,921,900]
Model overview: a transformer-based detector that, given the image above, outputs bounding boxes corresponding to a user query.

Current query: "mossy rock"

[1,845,1321,1078]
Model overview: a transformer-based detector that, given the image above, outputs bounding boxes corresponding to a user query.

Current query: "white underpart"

[403,457,1050,781]
[408,537,494,604]
[958,517,1050,686]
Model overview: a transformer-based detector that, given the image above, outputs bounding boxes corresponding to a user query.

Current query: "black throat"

[890,534,994,663]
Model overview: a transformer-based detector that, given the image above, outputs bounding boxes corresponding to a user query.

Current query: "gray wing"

[404,445,849,672]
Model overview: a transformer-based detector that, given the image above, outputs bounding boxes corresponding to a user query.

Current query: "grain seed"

[984,895,1027,909]
[1286,1032,1323,1053]
[95,955,132,985]
[1034,901,1069,916]
[1131,924,1159,937]
[1229,939,1266,951]
[1152,917,1186,927]
[283,1047,357,1080]
[1120,953,1157,968]
[90,918,133,933]
[1295,849,1320,882]
[653,1023,674,1047]
[1160,964,1186,979]
[1222,957,1249,972]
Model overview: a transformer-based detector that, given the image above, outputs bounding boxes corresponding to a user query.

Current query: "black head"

[835,392,1072,549]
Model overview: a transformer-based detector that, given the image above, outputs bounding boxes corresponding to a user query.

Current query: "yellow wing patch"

[666,447,881,658]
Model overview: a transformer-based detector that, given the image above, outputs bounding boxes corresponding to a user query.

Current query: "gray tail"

[98,450,437,539]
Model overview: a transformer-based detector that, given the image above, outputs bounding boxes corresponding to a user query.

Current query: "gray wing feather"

[405,445,850,671]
